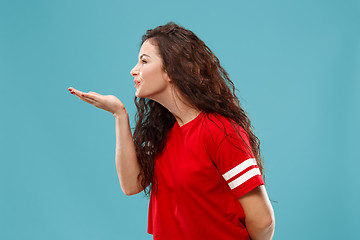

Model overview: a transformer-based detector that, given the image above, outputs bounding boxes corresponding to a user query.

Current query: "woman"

[68,22,275,240]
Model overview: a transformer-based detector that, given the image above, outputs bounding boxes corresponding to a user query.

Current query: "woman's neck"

[150,86,201,127]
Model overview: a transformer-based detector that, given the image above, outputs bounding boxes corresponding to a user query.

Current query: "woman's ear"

[163,71,172,83]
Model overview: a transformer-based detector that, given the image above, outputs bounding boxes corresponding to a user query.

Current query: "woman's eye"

[142,60,147,64]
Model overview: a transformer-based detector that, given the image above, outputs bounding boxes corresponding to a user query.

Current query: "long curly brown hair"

[133,22,264,198]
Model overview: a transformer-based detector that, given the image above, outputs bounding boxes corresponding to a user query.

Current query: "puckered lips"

[134,79,141,87]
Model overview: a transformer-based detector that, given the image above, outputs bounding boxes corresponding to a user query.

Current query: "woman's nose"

[130,65,139,77]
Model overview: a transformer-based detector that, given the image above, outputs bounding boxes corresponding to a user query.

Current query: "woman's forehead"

[139,40,160,58]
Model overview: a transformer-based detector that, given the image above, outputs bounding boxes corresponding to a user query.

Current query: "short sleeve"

[214,125,264,199]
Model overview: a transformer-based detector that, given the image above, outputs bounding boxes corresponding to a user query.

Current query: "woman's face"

[130,39,171,100]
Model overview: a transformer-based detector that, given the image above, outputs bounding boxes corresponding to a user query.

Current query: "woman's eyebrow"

[140,54,151,59]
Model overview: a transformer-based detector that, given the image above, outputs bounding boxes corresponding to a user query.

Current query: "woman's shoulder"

[200,112,252,156]
[201,112,246,131]
[200,112,248,142]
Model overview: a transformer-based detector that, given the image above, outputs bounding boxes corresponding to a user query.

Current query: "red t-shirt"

[147,111,264,239]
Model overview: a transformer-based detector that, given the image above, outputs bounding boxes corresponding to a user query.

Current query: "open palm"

[68,87,125,115]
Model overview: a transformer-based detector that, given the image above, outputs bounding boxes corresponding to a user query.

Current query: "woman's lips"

[134,80,141,87]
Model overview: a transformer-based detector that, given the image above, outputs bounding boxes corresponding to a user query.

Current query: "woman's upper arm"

[238,185,275,227]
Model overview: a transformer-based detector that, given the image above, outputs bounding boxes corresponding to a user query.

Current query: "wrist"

[113,108,128,120]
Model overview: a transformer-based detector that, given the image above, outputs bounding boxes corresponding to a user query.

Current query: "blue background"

[1,0,359,239]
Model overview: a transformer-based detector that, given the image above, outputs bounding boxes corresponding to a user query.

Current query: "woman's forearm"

[114,110,143,196]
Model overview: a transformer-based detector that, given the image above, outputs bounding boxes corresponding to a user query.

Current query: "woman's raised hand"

[68,87,126,117]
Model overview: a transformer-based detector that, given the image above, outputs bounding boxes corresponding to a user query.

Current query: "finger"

[69,88,86,97]
[68,88,92,100]
[88,91,101,96]
[79,95,96,104]
[68,87,96,105]
[68,87,79,93]
[68,88,99,100]
[80,92,98,100]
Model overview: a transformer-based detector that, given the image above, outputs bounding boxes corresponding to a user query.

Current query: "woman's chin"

[135,89,144,98]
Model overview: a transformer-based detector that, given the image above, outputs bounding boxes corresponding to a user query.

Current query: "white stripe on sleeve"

[222,158,258,181]
[228,167,262,190]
